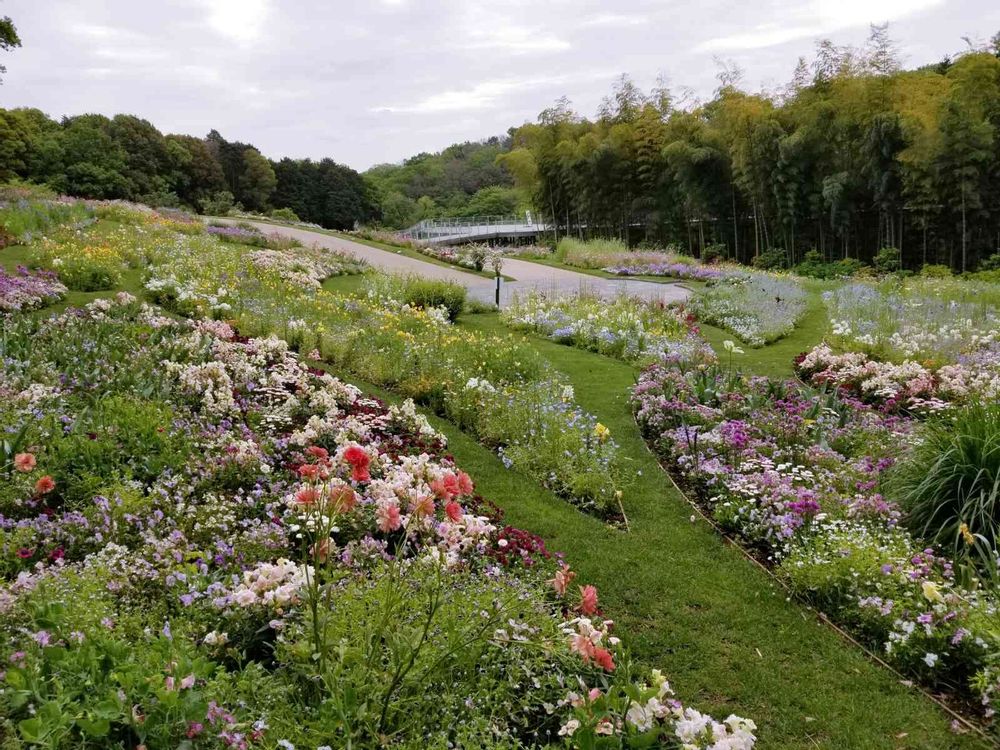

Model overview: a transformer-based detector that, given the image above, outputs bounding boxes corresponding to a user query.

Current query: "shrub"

[892,403,1000,571]
[201,190,235,216]
[751,248,787,270]
[873,246,901,274]
[920,263,953,278]
[270,207,300,222]
[701,243,726,263]
[980,253,1000,272]
[364,274,467,321]
[794,250,865,279]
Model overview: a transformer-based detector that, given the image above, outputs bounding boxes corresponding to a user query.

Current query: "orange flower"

[34,475,55,495]
[14,453,36,473]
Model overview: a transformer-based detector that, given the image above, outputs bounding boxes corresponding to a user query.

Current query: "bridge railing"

[404,214,547,242]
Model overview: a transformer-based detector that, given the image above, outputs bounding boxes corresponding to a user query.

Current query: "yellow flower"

[959,522,975,547]
[921,580,944,603]
[594,423,611,443]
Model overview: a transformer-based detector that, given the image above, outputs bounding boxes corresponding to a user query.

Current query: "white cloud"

[459,22,570,53]
[375,76,566,113]
[200,0,271,44]
[579,13,647,28]
[697,0,946,51]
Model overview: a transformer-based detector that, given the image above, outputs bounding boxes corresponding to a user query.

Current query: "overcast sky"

[1,1,999,171]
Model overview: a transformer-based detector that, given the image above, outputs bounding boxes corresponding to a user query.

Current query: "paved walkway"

[226,220,690,306]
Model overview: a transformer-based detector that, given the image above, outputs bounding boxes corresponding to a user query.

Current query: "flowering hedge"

[0,265,67,313]
[632,358,1000,720]
[501,291,716,365]
[604,261,725,281]
[0,297,755,749]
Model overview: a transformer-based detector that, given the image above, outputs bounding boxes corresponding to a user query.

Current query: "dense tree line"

[0,109,377,229]
[501,28,1000,271]
[365,137,525,228]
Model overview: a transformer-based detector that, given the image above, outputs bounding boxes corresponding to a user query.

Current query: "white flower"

[923,652,939,668]
[558,719,580,737]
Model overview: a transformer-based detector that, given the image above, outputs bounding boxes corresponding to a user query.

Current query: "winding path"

[226,219,691,305]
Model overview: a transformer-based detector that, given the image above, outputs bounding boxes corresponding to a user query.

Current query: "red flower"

[16,548,34,559]
[343,445,371,483]
[34,475,55,495]
[49,547,64,561]
[298,464,319,480]
[444,501,463,522]
[592,647,615,672]
[578,585,599,615]
[14,452,36,473]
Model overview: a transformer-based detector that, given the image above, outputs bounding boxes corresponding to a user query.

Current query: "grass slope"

[449,312,986,750]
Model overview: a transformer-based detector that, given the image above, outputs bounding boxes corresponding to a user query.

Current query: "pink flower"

[14,453,36,473]
[549,564,576,597]
[377,502,402,533]
[327,484,357,513]
[444,501,463,522]
[179,674,196,689]
[456,471,474,496]
[306,446,329,460]
[294,487,319,506]
[578,585,599,615]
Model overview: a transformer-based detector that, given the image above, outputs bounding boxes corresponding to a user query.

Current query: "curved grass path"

[440,312,986,750]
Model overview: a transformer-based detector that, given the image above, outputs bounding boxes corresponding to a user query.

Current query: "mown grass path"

[436,313,987,750]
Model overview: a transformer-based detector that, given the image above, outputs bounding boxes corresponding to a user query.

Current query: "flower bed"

[795,343,1000,411]
[689,272,808,346]
[632,359,1000,720]
[501,291,716,365]
[824,278,1000,364]
[604,261,725,281]
[0,296,754,749]
[0,265,67,313]
[17,199,625,517]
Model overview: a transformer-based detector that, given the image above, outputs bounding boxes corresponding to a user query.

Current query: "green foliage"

[873,246,901,274]
[920,263,953,277]
[793,250,865,278]
[269,206,300,222]
[751,248,787,270]
[892,404,1000,571]
[201,190,235,216]
[364,274,467,321]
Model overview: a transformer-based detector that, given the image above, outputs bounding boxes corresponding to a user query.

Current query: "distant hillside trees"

[0,109,376,229]
[365,136,525,227]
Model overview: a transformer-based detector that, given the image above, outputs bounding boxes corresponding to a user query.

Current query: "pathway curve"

[226,219,690,305]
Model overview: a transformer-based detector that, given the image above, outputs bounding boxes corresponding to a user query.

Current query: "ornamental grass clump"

[892,403,1000,572]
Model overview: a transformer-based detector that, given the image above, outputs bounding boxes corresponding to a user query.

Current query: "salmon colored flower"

[295,486,320,506]
[34,475,55,495]
[410,494,435,518]
[306,446,329,460]
[311,537,332,563]
[14,453,36,473]
[377,502,402,533]
[456,470,474,495]
[444,500,463,522]
[592,647,615,672]
[549,564,576,597]
[578,585,599,615]
[327,484,357,513]
[298,464,319,480]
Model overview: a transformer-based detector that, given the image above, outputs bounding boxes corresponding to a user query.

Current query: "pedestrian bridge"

[402,215,550,245]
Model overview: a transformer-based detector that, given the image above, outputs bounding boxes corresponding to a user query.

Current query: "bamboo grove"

[500,28,1000,272]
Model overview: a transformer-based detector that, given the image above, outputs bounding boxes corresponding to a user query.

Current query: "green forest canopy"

[0,110,378,230]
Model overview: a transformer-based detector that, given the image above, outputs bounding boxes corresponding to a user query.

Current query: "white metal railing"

[403,213,548,243]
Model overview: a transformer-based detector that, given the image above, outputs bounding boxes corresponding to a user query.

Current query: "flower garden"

[6,192,1000,747]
